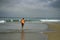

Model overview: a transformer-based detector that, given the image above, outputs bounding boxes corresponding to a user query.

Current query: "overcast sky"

[0,0,60,18]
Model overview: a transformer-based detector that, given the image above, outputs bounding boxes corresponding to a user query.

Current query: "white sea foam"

[0,19,60,23]
[0,20,6,23]
[40,19,60,22]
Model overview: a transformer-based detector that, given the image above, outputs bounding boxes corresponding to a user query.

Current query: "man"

[20,18,25,29]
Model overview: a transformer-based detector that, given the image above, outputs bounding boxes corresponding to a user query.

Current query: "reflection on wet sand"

[21,30,25,40]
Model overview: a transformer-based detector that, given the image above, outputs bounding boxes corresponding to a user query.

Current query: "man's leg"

[22,23,24,29]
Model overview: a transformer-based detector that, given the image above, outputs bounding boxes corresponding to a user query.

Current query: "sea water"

[0,17,60,32]
[0,17,58,40]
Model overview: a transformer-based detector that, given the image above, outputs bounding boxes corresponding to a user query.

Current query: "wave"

[0,19,60,23]
[0,20,6,23]
[40,19,60,22]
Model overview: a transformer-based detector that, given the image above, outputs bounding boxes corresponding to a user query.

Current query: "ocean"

[0,17,57,40]
[0,17,57,32]
[0,17,60,23]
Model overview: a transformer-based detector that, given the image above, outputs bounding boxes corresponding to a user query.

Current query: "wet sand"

[44,22,60,40]
[0,22,48,40]
[0,30,47,40]
[1,22,60,40]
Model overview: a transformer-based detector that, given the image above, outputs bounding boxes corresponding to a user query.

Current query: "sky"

[0,0,60,18]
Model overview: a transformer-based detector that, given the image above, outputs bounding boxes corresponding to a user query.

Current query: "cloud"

[49,0,60,8]
[0,0,60,17]
[0,0,49,15]
[0,0,49,9]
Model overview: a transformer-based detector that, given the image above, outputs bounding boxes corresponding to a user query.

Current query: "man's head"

[22,18,24,19]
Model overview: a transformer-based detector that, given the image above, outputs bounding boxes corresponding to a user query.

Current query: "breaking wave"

[0,19,60,23]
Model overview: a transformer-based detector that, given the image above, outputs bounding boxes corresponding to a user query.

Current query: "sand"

[0,30,47,40]
[44,22,60,40]
[0,23,48,40]
[0,22,60,40]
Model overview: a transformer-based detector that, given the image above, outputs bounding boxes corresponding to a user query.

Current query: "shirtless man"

[20,18,25,29]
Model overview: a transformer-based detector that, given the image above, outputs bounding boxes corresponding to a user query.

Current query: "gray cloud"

[0,0,60,18]
[0,0,49,8]
[50,0,60,8]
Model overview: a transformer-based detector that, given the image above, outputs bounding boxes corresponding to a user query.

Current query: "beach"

[0,22,60,40]
[44,22,60,40]
[0,22,48,40]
